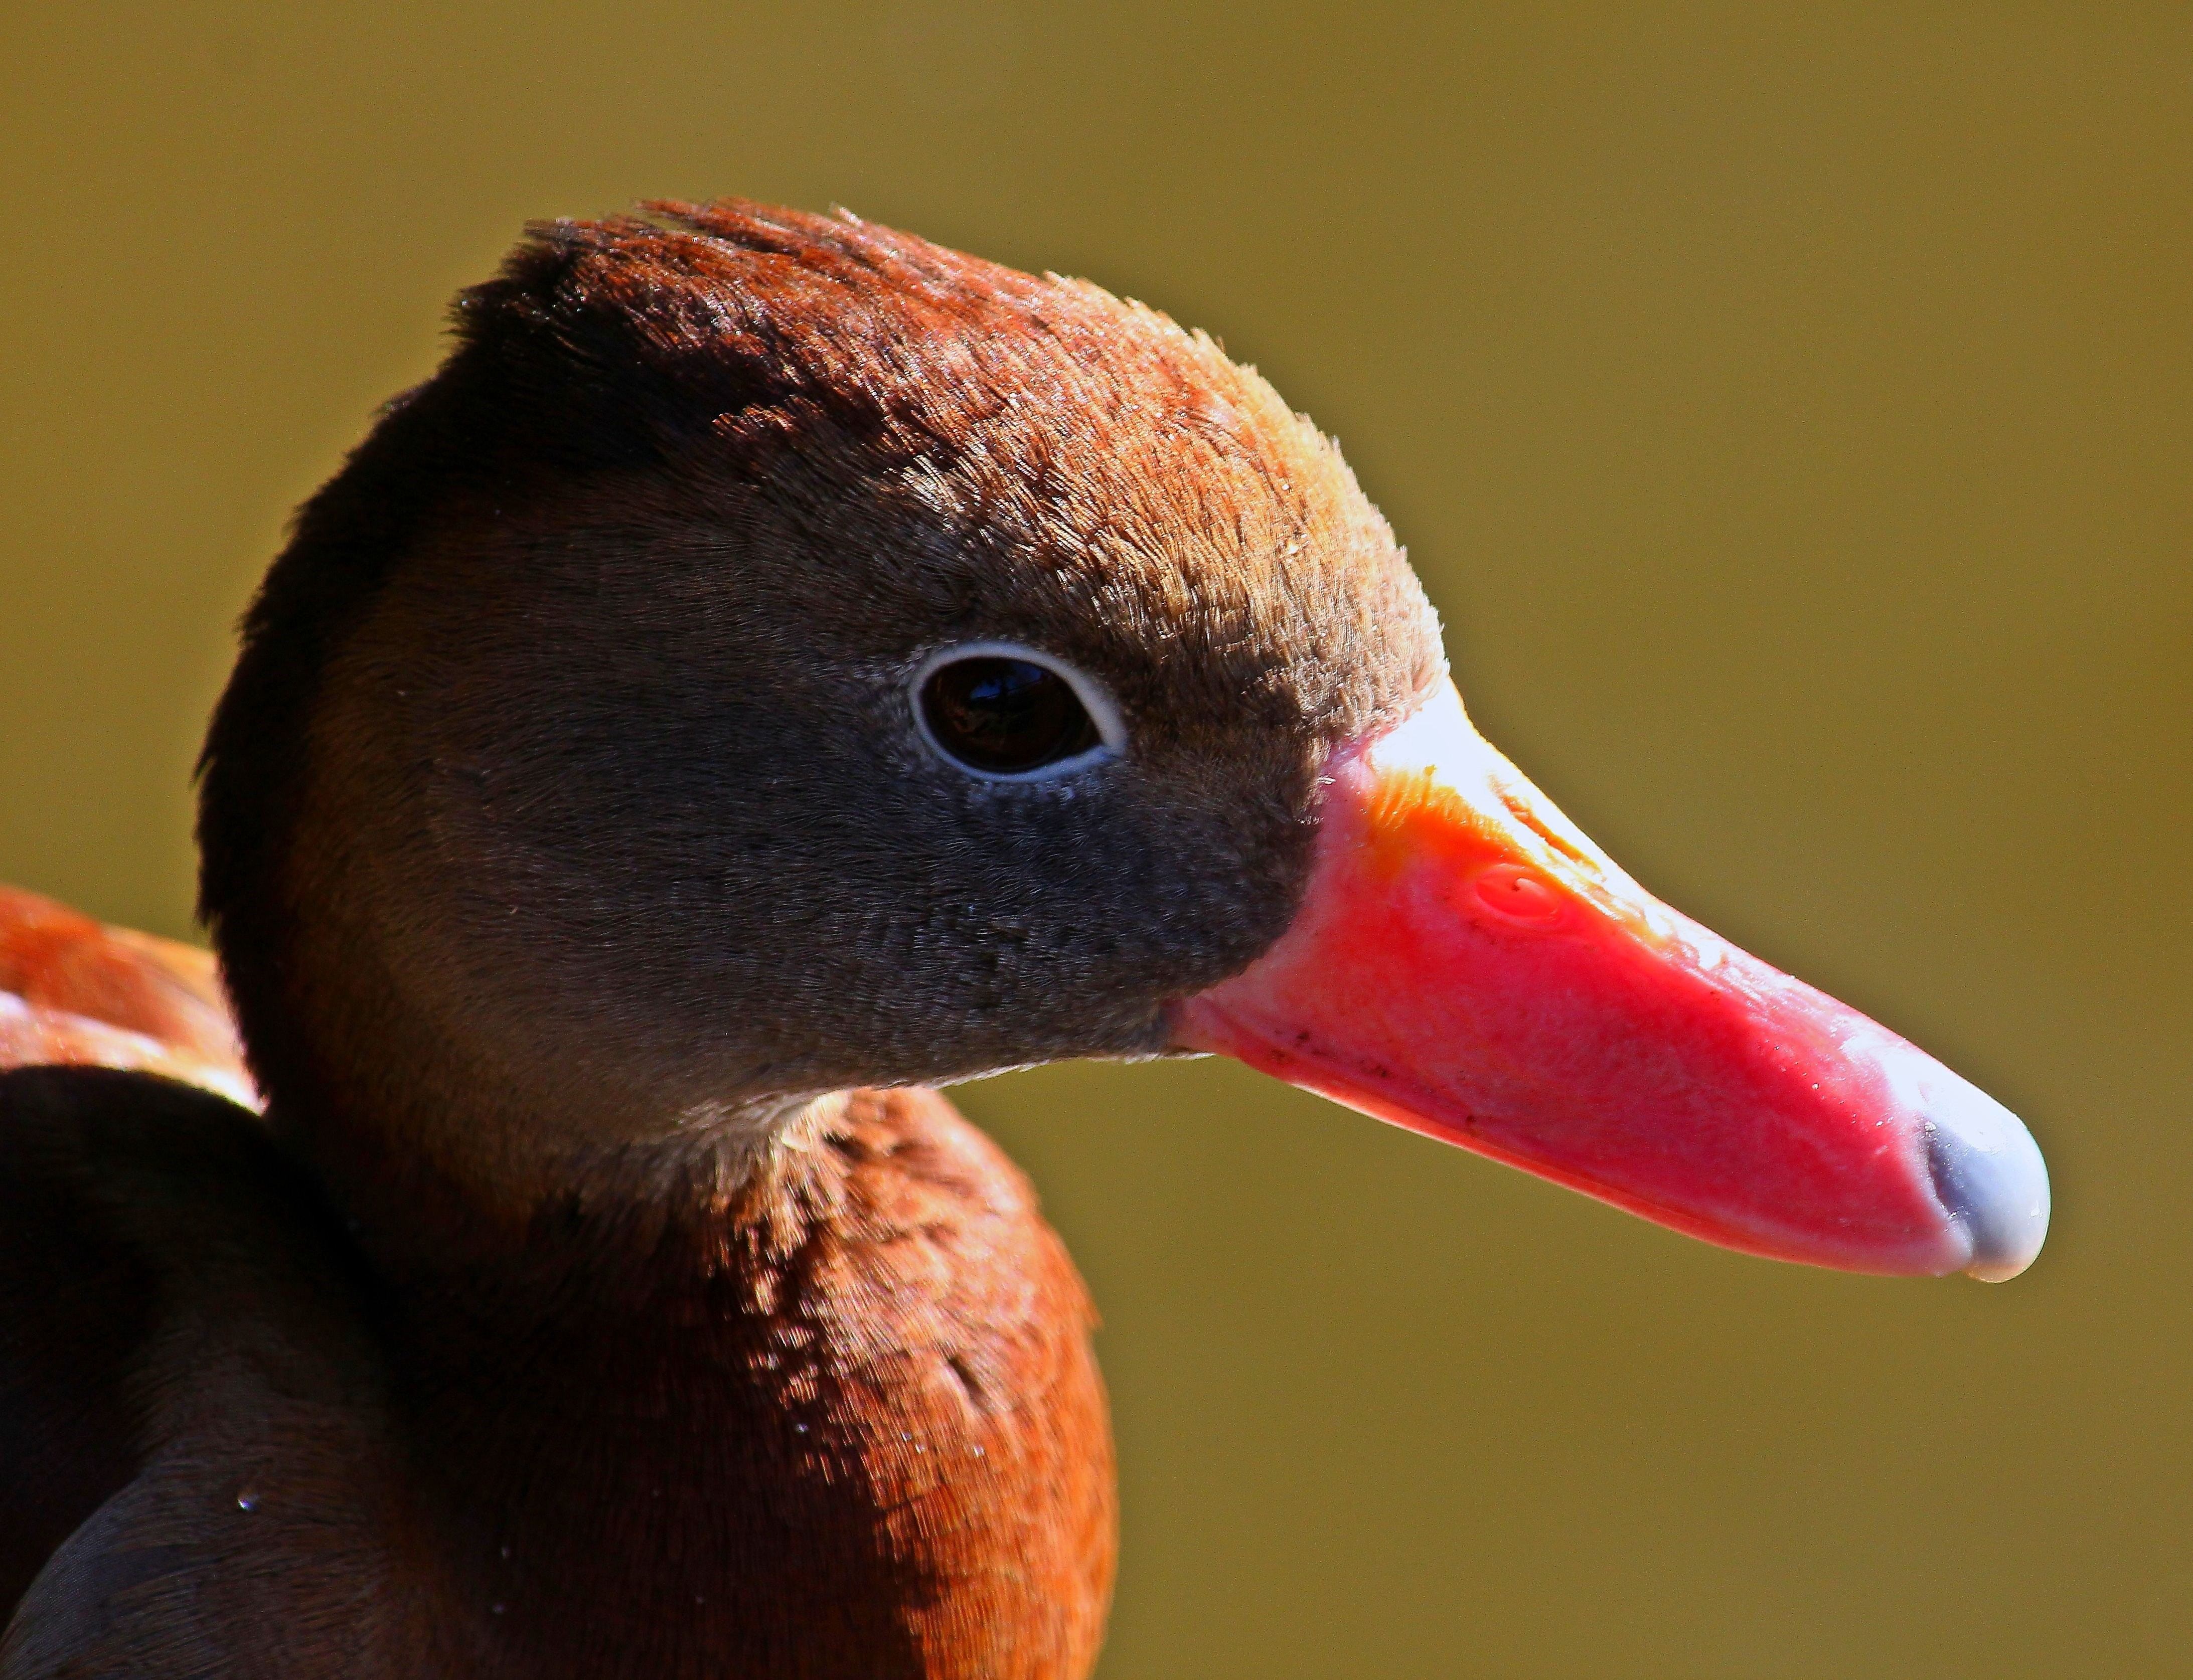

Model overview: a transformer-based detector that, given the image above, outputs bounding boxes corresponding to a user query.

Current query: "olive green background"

[3,5,2186,1675]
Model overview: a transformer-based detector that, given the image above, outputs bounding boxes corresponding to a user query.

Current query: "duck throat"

[262,1048,841,1292]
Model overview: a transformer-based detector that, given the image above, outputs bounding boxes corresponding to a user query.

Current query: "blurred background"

[3,4,2186,1674]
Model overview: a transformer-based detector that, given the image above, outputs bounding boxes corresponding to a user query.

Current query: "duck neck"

[287,1076,1115,1679]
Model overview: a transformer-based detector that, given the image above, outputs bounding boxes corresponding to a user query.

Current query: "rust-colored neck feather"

[384,1089,1114,1680]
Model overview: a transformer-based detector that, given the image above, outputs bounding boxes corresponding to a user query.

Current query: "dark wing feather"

[0,891,405,1653]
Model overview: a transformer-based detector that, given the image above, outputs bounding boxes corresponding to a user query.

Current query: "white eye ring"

[910,640,1128,783]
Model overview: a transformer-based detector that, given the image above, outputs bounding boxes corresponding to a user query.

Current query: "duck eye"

[917,652,1112,779]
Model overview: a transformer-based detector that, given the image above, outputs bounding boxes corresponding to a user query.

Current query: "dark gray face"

[201,203,1442,1131]
[306,465,1431,1118]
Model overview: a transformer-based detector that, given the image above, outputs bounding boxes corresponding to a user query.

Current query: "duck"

[0,200,2049,1679]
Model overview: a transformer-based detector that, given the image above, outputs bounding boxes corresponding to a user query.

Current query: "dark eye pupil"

[921,657,1103,775]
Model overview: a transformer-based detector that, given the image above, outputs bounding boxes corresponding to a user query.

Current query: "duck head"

[198,200,2045,1278]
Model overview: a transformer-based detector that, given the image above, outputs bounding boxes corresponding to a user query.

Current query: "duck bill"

[1175,680,2048,1281]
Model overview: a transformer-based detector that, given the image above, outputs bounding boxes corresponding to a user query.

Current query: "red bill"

[1175,680,2049,1280]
